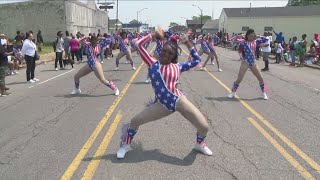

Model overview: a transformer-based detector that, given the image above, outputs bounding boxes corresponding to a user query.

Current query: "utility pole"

[116,0,119,32]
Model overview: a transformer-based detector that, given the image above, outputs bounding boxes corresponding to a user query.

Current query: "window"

[242,26,249,31]
[264,26,273,31]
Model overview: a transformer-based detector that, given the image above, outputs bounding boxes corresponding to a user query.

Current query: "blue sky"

[99,0,288,28]
[2,0,289,28]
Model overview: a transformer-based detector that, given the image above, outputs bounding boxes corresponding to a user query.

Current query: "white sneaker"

[100,61,104,64]
[228,92,235,98]
[14,71,19,74]
[107,57,110,60]
[70,88,81,95]
[114,67,119,71]
[211,62,215,65]
[194,143,213,156]
[145,79,150,84]
[200,67,204,71]
[263,92,268,100]
[117,144,131,159]
[55,68,58,71]
[114,89,120,96]
[132,66,136,70]
[28,79,35,83]
[10,72,15,75]
[218,68,222,72]
[33,78,39,82]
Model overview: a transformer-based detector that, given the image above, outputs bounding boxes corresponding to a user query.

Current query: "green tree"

[169,22,179,27]
[191,15,212,21]
[287,0,320,6]
[129,19,142,24]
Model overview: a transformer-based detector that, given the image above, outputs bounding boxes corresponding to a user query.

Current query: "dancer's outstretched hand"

[155,26,165,40]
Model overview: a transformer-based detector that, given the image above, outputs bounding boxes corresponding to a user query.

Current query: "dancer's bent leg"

[93,62,119,95]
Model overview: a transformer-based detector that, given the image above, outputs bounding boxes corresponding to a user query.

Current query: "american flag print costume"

[80,37,111,70]
[206,39,215,53]
[242,37,267,66]
[155,39,164,57]
[115,34,129,53]
[136,34,202,112]
[199,38,209,52]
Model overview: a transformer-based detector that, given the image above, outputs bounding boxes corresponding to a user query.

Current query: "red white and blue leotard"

[136,34,202,112]
[80,37,111,70]
[206,39,215,53]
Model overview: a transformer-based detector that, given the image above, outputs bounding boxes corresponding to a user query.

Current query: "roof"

[122,23,148,28]
[223,6,320,17]
[202,19,219,29]
[186,20,202,25]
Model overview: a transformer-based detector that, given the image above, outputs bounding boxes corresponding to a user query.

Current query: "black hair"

[302,34,307,39]
[245,29,255,41]
[90,35,98,42]
[65,31,69,36]
[120,31,127,37]
[17,31,20,35]
[164,40,178,63]
[57,31,62,36]
[25,31,33,39]
[89,33,92,36]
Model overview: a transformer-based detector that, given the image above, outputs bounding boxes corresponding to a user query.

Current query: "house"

[108,19,122,34]
[186,20,205,34]
[202,19,219,35]
[0,0,109,42]
[219,6,320,42]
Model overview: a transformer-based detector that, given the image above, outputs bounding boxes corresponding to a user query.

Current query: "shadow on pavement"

[206,96,263,102]
[6,81,27,85]
[54,93,113,98]
[104,69,132,72]
[83,142,198,166]
[132,81,148,85]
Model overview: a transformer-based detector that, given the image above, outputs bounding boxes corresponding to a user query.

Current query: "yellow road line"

[61,45,155,180]
[204,68,320,174]
[247,117,315,180]
[61,63,144,180]
[81,111,123,180]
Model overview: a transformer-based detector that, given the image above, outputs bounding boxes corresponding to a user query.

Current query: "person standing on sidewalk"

[0,43,13,96]
[36,30,44,52]
[289,37,297,66]
[261,32,271,71]
[54,31,64,71]
[21,31,39,83]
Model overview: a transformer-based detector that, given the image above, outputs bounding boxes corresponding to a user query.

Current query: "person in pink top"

[69,34,80,63]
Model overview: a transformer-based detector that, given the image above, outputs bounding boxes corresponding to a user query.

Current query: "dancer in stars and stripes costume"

[201,34,222,72]
[114,31,136,71]
[116,28,213,159]
[70,35,119,96]
[228,29,269,100]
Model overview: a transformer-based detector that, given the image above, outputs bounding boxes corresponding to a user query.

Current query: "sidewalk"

[19,52,56,68]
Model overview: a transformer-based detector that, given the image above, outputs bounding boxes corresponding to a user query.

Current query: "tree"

[129,19,142,24]
[192,15,212,21]
[169,22,179,27]
[287,0,320,6]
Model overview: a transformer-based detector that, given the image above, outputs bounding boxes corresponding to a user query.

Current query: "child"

[275,41,283,63]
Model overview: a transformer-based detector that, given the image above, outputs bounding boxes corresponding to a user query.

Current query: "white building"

[219,6,320,41]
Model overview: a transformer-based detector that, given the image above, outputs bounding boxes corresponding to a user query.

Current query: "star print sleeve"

[136,34,157,67]
[179,48,201,72]
[243,42,255,67]
[99,38,111,49]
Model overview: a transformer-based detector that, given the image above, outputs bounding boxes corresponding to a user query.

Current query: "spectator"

[0,34,8,45]
[296,34,308,67]
[69,34,80,63]
[275,40,283,64]
[272,29,285,45]
[261,32,271,71]
[0,42,13,96]
[97,29,102,37]
[289,37,298,66]
[14,31,23,49]
[76,32,83,62]
[63,31,71,61]
[21,31,39,83]
[36,30,44,52]
[54,31,64,71]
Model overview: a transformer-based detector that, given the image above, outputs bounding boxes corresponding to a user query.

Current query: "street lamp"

[137,8,148,32]
[192,4,203,34]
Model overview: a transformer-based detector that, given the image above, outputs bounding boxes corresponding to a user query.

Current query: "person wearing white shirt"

[0,34,8,45]
[54,31,64,71]
[21,31,39,83]
[261,32,271,71]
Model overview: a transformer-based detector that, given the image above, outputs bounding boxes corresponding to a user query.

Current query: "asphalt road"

[0,44,320,180]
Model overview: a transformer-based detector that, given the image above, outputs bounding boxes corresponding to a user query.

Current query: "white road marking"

[28,69,75,88]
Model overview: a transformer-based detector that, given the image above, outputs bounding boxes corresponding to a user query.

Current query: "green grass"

[38,43,53,55]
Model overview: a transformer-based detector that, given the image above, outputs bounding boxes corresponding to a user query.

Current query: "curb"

[304,64,320,70]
